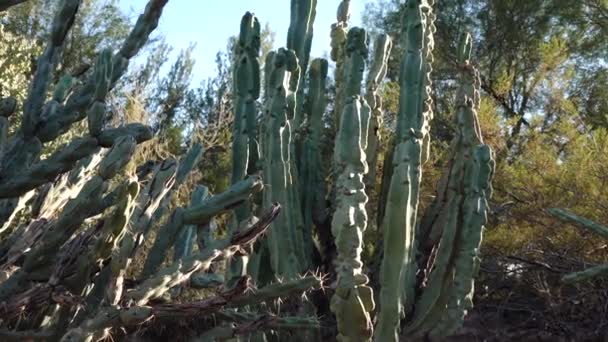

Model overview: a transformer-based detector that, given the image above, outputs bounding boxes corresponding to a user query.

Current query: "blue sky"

[118,1,363,86]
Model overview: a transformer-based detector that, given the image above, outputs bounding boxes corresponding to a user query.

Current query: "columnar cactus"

[374,1,436,341]
[330,0,351,130]
[403,32,494,341]
[257,49,306,279]
[330,28,376,342]
[287,0,317,128]
[299,58,329,251]
[364,34,393,191]
[227,12,261,286]
[0,0,498,340]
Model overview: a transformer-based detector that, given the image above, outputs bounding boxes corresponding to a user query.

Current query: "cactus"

[364,34,393,192]
[0,0,498,340]
[330,0,351,131]
[256,49,306,279]
[549,208,608,283]
[299,58,329,254]
[330,27,376,342]
[226,12,262,287]
[287,0,317,128]
[0,1,322,340]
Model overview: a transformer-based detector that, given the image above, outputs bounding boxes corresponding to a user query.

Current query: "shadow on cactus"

[0,0,494,341]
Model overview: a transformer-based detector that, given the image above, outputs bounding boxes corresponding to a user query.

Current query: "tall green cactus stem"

[300,58,329,249]
[227,12,261,287]
[364,34,392,192]
[260,49,306,279]
[287,0,317,128]
[330,0,351,131]
[329,28,375,342]
[402,32,494,341]
[374,1,435,341]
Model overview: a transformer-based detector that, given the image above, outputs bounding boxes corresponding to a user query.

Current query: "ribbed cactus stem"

[21,0,80,138]
[300,58,329,245]
[227,11,261,287]
[401,32,494,340]
[287,0,317,128]
[374,1,435,341]
[142,176,263,278]
[329,27,375,342]
[260,49,306,279]
[331,98,375,342]
[330,0,351,131]
[87,48,113,136]
[364,34,392,191]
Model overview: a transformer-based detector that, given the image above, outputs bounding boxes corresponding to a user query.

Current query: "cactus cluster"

[0,0,496,341]
[225,0,495,341]
[0,1,323,341]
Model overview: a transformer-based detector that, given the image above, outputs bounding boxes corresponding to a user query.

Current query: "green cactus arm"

[33,0,169,144]
[232,12,261,189]
[562,264,608,284]
[87,49,113,136]
[0,117,9,165]
[149,143,205,230]
[0,138,99,198]
[126,204,279,305]
[300,58,329,249]
[130,159,178,237]
[330,0,351,130]
[173,186,207,262]
[548,208,608,239]
[364,34,392,190]
[20,136,137,271]
[229,274,323,308]
[194,185,213,249]
[91,178,140,266]
[21,0,80,138]
[287,0,317,127]
[331,97,375,342]
[183,175,263,225]
[140,208,185,278]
